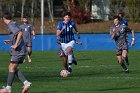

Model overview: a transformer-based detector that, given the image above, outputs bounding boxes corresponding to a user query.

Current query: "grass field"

[0,50,140,93]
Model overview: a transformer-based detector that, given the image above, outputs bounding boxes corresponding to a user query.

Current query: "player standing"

[20,17,35,63]
[110,16,135,73]
[0,13,31,93]
[56,12,80,73]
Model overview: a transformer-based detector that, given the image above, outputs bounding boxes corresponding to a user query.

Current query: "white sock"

[27,55,30,59]
[23,80,28,85]
[6,85,11,90]
[68,54,73,64]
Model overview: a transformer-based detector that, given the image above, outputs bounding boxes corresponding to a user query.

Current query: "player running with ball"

[56,12,81,73]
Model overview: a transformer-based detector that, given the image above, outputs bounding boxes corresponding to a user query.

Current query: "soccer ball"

[60,70,69,77]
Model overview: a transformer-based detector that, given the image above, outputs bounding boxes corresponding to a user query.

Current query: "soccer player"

[118,13,130,65]
[118,13,128,26]
[58,40,82,71]
[56,12,80,72]
[110,16,135,73]
[19,17,35,63]
[0,13,31,93]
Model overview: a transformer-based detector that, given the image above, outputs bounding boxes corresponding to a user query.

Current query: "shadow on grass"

[95,86,140,91]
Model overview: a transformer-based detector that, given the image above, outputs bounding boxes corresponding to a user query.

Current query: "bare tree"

[47,0,54,22]
[21,0,26,20]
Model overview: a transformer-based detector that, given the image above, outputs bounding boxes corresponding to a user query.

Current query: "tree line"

[0,0,140,23]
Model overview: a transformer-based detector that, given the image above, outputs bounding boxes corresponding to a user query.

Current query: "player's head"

[22,17,28,24]
[2,12,12,24]
[113,16,120,26]
[118,13,124,19]
[63,12,71,23]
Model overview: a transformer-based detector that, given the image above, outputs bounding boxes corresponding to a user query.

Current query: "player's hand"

[4,40,10,44]
[77,42,83,45]
[77,34,80,39]
[131,40,135,46]
[62,26,66,30]
[33,35,36,40]
[111,28,116,34]
[11,44,17,49]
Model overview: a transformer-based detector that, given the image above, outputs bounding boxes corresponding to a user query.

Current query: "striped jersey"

[57,21,76,43]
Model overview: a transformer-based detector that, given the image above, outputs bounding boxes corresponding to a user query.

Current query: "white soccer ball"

[60,70,69,77]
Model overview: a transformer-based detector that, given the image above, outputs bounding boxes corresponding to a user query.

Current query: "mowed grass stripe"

[0,50,140,93]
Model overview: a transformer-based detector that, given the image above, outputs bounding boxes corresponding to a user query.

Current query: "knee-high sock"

[68,54,73,67]
[120,62,128,71]
[122,56,129,65]
[15,69,26,83]
[7,72,15,86]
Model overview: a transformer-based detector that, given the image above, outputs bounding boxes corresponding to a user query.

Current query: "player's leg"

[0,62,18,93]
[59,48,68,70]
[72,51,77,65]
[117,55,129,73]
[116,49,128,73]
[17,56,31,93]
[27,46,32,63]
[60,56,68,70]
[122,50,129,65]
[66,46,73,72]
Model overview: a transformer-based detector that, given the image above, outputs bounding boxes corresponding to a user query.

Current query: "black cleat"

[125,69,129,73]
[72,60,77,65]
[68,67,72,72]
[126,62,129,66]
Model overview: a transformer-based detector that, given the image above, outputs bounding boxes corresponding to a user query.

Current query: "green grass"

[0,50,140,93]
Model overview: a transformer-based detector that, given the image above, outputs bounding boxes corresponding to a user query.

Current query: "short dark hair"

[2,12,12,20]
[113,16,120,20]
[118,12,124,17]
[63,12,71,17]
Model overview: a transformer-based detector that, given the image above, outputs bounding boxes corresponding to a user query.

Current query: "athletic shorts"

[61,40,75,55]
[116,44,128,56]
[25,42,32,47]
[10,55,25,64]
[59,48,66,57]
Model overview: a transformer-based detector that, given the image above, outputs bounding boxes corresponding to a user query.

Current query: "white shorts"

[61,40,75,55]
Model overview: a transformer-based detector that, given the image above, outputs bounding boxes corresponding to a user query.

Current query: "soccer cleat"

[72,60,77,65]
[28,57,32,63]
[125,69,129,73]
[0,86,11,93]
[68,67,72,73]
[126,62,129,66]
[22,82,31,93]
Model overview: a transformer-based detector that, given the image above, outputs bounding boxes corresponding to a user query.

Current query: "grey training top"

[8,21,26,56]
[19,23,34,43]
[110,25,131,49]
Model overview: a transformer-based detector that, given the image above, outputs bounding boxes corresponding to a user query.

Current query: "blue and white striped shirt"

[57,21,76,43]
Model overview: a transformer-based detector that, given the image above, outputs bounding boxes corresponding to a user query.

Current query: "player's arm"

[75,40,82,45]
[131,29,135,46]
[32,30,36,39]
[110,28,116,39]
[4,40,11,44]
[74,25,80,39]
[31,25,36,39]
[56,26,66,36]
[125,26,135,46]
[56,35,61,45]
[11,31,22,49]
